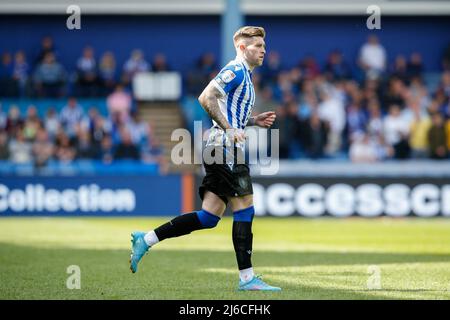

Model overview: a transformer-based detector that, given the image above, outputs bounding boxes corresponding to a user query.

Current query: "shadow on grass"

[0,242,449,300]
[253,249,450,266]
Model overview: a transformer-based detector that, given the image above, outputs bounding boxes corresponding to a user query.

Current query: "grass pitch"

[0,217,449,300]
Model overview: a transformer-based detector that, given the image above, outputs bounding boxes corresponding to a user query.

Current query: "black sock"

[154,210,220,242]
[154,212,201,241]
[232,221,253,270]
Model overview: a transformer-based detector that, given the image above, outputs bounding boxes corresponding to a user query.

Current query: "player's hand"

[254,111,276,128]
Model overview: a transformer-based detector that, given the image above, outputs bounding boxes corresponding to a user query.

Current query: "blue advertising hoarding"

[0,175,189,216]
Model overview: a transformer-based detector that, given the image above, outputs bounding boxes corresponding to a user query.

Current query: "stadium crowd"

[1,35,450,167]
[187,35,450,161]
[0,36,171,171]
[0,97,167,170]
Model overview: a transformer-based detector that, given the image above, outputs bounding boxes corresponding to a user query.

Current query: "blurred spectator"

[91,115,111,149]
[285,100,304,157]
[141,136,168,174]
[99,134,114,164]
[274,73,297,100]
[272,105,288,158]
[186,52,217,95]
[107,84,132,123]
[445,100,450,121]
[289,67,303,91]
[298,91,318,120]
[407,52,423,78]
[55,131,76,163]
[442,43,450,71]
[35,36,56,66]
[33,52,66,97]
[76,128,99,159]
[427,99,443,117]
[23,105,42,141]
[317,89,345,155]
[5,105,24,136]
[272,102,302,159]
[374,135,394,160]
[391,55,409,83]
[8,130,32,163]
[408,77,431,111]
[366,99,384,138]
[382,77,407,111]
[109,111,124,145]
[260,51,282,86]
[32,128,54,167]
[408,100,431,158]
[75,46,98,97]
[324,50,352,81]
[13,51,29,97]
[300,80,319,114]
[0,105,6,130]
[301,111,329,159]
[358,34,386,80]
[122,49,150,86]
[0,131,9,160]
[81,106,101,133]
[300,55,320,80]
[446,116,450,151]
[44,107,60,140]
[252,72,262,94]
[349,132,378,163]
[125,111,151,146]
[383,104,411,159]
[197,52,217,76]
[60,97,84,137]
[0,52,16,97]
[99,51,116,95]
[437,71,450,101]
[0,52,13,76]
[361,78,381,105]
[346,92,368,141]
[151,53,171,72]
[428,112,448,159]
[254,86,277,114]
[114,127,140,160]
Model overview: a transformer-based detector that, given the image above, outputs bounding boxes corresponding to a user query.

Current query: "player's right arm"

[198,64,246,142]
[198,82,231,131]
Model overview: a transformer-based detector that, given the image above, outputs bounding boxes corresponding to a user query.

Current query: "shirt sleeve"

[211,64,245,97]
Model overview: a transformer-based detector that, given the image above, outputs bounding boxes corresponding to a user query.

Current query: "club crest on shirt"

[220,69,236,83]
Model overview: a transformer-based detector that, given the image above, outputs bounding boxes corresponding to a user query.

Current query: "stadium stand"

[0,15,449,176]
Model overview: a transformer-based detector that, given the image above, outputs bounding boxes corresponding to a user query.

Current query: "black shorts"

[199,146,253,205]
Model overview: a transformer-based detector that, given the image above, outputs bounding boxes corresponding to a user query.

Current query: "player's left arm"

[247,111,276,128]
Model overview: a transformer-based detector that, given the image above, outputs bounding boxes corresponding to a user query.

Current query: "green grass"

[0,217,450,299]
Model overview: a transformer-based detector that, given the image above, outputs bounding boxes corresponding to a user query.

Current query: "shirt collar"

[235,56,251,72]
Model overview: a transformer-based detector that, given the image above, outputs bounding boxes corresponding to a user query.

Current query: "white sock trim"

[239,267,254,283]
[144,230,159,247]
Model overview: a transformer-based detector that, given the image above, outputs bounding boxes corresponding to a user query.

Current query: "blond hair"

[233,26,266,47]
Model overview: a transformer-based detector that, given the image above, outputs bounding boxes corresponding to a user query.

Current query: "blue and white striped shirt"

[207,57,255,149]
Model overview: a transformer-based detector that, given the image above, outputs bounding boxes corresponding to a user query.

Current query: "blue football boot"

[129,231,149,273]
[238,275,281,291]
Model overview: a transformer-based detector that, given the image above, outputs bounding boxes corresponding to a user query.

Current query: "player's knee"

[233,206,255,222]
[196,209,221,229]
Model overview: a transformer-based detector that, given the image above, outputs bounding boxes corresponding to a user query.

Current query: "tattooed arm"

[198,82,245,143]
[198,82,231,131]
